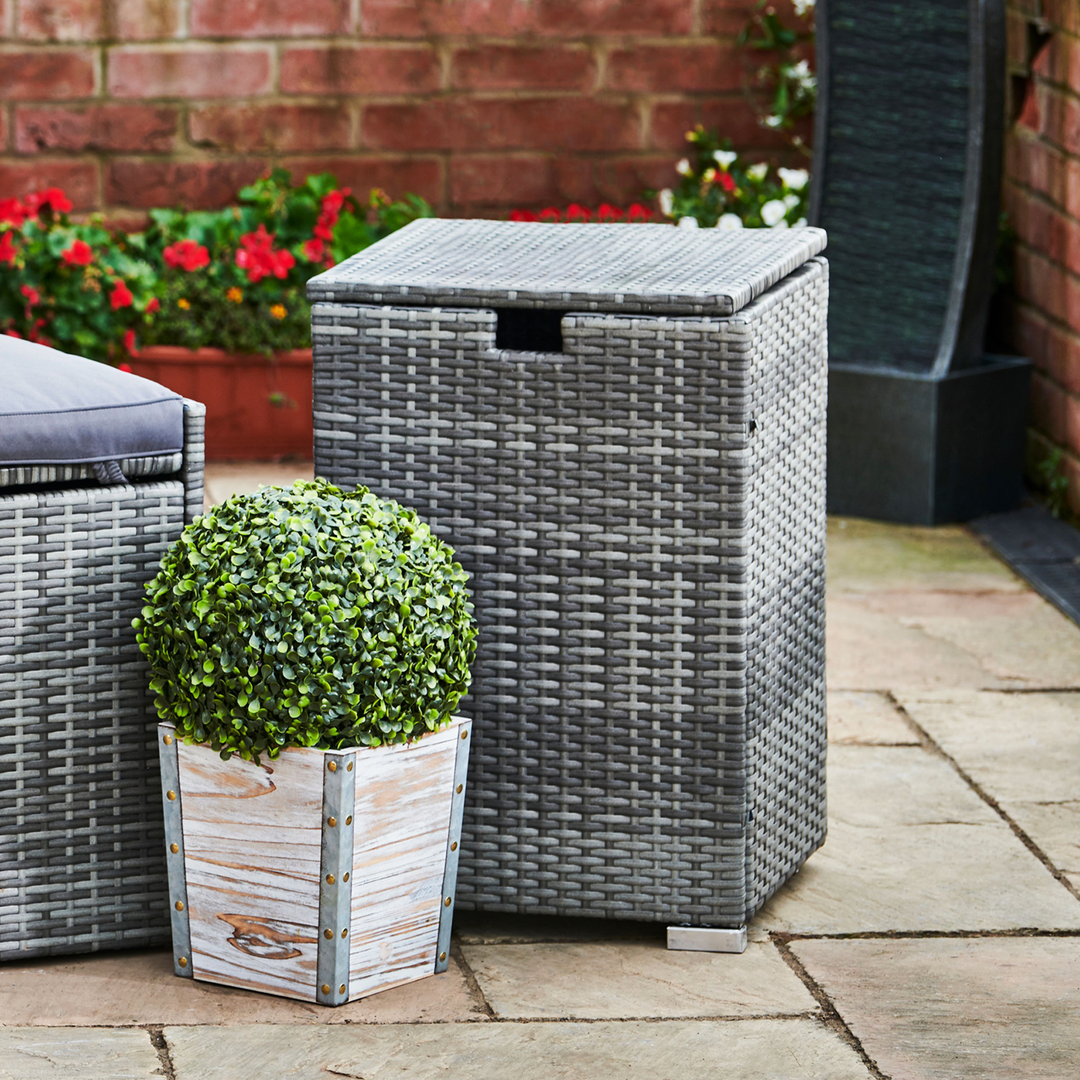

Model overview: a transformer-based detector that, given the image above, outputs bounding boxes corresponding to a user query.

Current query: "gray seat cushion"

[0,338,184,473]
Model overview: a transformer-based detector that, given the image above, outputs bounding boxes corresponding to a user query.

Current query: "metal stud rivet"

[343,872,350,882]
[461,730,468,739]
[339,984,346,994]
[326,874,335,885]
[347,762,353,771]
[163,734,173,745]
[327,817,337,828]
[170,843,179,854]
[322,983,331,994]
[178,956,188,968]
[439,951,447,962]
[444,897,452,907]
[175,901,184,912]
[342,929,348,938]
[166,790,177,801]
[456,784,463,794]
[324,929,333,939]
[450,842,458,852]
[327,761,337,772]
[345,815,352,826]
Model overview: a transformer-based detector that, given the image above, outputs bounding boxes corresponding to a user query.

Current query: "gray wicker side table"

[1,349,205,961]
[308,221,829,943]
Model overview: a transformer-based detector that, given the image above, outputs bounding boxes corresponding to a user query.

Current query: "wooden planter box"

[129,347,312,462]
[157,718,471,1005]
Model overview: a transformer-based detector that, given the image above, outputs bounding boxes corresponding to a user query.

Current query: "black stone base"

[827,357,1032,525]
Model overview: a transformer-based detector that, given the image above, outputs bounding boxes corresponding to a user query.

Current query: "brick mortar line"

[886,692,1080,903]
[1005,176,1080,233]
[1012,295,1080,341]
[144,1024,177,1080]
[771,936,889,1080]
[1013,238,1080,286]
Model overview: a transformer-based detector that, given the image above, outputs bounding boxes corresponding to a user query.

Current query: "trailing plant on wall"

[135,480,476,763]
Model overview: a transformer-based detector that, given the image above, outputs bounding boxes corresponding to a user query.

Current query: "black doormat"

[971,504,1080,626]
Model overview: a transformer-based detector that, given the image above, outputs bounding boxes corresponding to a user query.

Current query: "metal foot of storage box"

[308,221,829,928]
[0,402,204,961]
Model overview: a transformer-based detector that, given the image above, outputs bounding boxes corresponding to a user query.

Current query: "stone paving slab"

[203,461,314,507]
[460,941,816,1019]
[827,690,921,745]
[0,1028,160,1079]
[164,1019,873,1080]
[896,689,1080,879]
[0,949,482,1026]
[791,936,1080,1080]
[754,744,1080,934]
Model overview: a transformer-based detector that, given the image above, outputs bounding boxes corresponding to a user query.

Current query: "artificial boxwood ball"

[135,480,476,761]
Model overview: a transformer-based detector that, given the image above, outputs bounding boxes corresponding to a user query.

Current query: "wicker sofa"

[0,340,204,960]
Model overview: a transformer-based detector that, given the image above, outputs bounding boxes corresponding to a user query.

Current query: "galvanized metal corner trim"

[317,750,356,1005]
[158,723,192,978]
[666,925,748,954]
[435,718,472,973]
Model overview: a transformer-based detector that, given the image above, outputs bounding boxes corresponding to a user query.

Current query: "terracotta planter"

[158,717,472,1004]
[129,346,312,461]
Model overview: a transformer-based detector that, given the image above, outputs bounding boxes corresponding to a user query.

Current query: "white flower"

[747,163,768,182]
[790,60,811,79]
[675,158,693,176]
[764,115,783,129]
[777,167,810,191]
[713,150,738,169]
[716,213,744,230]
[678,216,700,229]
[772,219,790,229]
[760,199,788,227]
[783,193,801,210]
[793,217,808,228]
[793,0,815,16]
[658,188,674,216]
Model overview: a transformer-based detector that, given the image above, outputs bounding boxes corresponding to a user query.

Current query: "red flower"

[596,204,624,223]
[304,238,325,263]
[509,210,539,222]
[145,297,160,314]
[20,283,40,306]
[718,171,736,194]
[538,207,561,223]
[235,224,295,283]
[117,362,133,373]
[564,204,591,223]
[62,239,93,266]
[626,203,654,222]
[163,239,210,272]
[0,232,18,266]
[4,328,23,339]
[0,198,26,227]
[110,280,134,310]
[122,329,137,355]
[28,187,73,215]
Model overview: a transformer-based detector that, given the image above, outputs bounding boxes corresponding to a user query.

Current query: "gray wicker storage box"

[308,220,828,928]
[0,400,204,960]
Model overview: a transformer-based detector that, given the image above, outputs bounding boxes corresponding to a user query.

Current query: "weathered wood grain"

[178,742,324,1002]
[348,721,461,1000]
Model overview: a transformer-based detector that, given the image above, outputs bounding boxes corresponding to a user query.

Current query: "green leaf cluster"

[134,480,476,762]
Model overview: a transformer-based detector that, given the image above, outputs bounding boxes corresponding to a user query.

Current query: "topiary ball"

[135,479,476,761]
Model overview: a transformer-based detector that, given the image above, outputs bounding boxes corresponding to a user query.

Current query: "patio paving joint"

[886,691,1080,903]
[145,1025,176,1080]
[449,938,496,1019]
[770,935,889,1080]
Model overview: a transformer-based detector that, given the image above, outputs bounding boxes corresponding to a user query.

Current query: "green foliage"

[0,199,155,362]
[656,127,810,229]
[134,480,476,762]
[1037,448,1070,519]
[738,0,816,148]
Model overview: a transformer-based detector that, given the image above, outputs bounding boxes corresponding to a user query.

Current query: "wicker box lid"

[308,218,827,316]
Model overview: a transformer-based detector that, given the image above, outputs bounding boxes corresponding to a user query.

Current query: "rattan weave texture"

[0,401,204,960]
[0,453,184,492]
[308,219,828,316]
[311,251,828,927]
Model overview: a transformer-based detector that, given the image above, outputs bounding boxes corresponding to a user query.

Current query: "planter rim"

[161,715,468,761]
[132,345,312,365]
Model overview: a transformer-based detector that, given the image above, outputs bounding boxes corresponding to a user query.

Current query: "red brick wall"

[1006,0,1080,508]
[0,0,794,220]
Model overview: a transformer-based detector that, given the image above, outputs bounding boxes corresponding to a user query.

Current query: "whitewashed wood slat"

[347,722,460,999]
[178,741,324,1002]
